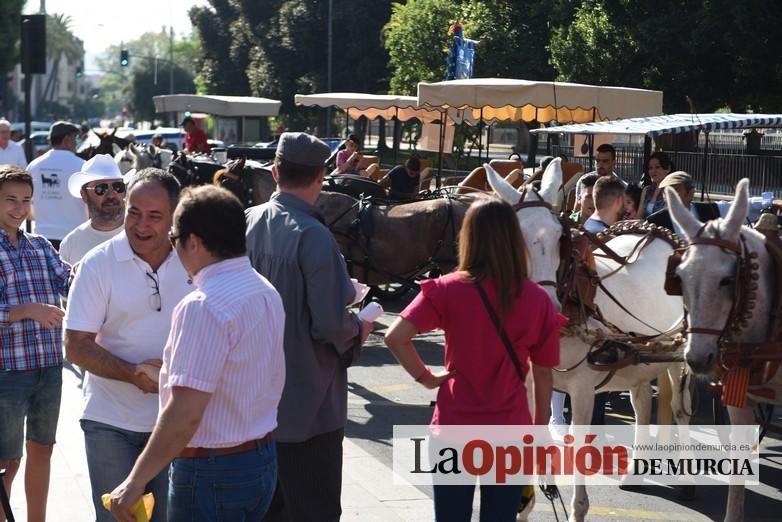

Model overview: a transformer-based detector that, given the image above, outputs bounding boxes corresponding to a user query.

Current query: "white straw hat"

[67,154,124,198]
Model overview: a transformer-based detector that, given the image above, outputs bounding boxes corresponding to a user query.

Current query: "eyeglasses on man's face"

[85,181,126,196]
[145,271,161,312]
[168,231,182,248]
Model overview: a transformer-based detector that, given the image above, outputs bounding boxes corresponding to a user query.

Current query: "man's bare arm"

[64,329,159,393]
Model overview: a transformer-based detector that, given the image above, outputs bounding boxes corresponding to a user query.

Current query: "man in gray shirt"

[246,132,372,522]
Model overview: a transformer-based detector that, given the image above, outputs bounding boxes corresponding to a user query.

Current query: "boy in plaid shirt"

[0,165,70,522]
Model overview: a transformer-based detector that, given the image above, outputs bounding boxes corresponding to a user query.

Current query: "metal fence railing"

[534,143,782,197]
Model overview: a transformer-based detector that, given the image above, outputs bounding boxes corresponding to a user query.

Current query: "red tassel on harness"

[721,366,750,408]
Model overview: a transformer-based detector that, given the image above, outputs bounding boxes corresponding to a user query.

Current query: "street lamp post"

[326,0,332,137]
[169,26,175,127]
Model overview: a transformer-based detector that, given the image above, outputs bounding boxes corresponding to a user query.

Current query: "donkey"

[487,159,692,522]
[668,178,782,522]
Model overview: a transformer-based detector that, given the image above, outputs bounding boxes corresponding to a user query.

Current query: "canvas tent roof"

[529,113,782,137]
[153,95,281,117]
[416,78,663,124]
[295,92,452,124]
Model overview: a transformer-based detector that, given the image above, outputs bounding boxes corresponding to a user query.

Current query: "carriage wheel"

[370,281,410,300]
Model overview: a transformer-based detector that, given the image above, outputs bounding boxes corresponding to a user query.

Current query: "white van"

[130,128,185,152]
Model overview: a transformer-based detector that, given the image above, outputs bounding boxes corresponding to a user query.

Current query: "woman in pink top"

[332,134,379,178]
[385,197,562,522]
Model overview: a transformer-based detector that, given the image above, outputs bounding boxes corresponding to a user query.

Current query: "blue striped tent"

[530,113,782,137]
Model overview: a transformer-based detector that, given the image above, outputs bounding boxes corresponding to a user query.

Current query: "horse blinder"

[664,250,684,296]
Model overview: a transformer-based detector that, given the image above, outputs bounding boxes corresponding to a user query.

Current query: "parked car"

[128,128,185,152]
[19,131,51,161]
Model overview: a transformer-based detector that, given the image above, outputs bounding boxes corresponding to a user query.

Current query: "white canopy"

[416,78,663,124]
[153,94,281,117]
[295,92,453,124]
[529,113,782,137]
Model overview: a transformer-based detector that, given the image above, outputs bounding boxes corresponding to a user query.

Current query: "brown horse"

[212,157,277,207]
[315,191,477,297]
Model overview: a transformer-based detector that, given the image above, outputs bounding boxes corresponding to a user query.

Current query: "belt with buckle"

[177,433,272,459]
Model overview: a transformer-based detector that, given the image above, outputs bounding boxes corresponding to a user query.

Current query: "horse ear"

[112,143,121,155]
[666,186,702,240]
[539,157,563,207]
[229,157,245,174]
[485,163,521,206]
[720,178,750,240]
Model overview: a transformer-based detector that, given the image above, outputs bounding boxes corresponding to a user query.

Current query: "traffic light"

[120,49,129,67]
[75,64,82,77]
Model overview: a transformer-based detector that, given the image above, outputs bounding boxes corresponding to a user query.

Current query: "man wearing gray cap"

[246,132,372,522]
[27,121,87,248]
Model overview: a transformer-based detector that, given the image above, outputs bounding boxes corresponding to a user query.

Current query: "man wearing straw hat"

[59,155,127,265]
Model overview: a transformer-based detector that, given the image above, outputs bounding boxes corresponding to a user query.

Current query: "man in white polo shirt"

[108,185,286,521]
[59,154,126,265]
[0,119,27,167]
[63,168,191,521]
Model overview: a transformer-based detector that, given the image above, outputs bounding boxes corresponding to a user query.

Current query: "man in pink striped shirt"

[108,185,285,522]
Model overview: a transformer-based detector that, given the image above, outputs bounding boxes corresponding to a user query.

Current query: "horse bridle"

[512,187,563,290]
[679,226,759,348]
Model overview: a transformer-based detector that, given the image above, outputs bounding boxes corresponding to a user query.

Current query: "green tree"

[189,0,255,95]
[382,0,560,95]
[382,0,456,95]
[128,63,196,121]
[247,0,393,123]
[41,14,84,106]
[549,0,782,113]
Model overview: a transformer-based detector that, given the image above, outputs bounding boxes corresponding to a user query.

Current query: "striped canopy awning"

[530,113,782,137]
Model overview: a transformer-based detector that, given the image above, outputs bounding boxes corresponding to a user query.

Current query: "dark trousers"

[433,484,524,522]
[263,428,344,522]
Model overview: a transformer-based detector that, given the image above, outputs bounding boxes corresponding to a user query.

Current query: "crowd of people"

[0,120,767,522]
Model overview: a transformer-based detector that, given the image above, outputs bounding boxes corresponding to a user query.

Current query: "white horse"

[487,160,692,521]
[668,178,782,522]
[114,143,173,175]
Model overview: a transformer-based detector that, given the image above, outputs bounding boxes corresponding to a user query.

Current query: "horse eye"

[719,276,734,288]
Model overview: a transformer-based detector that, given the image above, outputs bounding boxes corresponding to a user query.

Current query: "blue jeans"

[168,440,277,522]
[433,483,524,522]
[0,366,62,460]
[81,419,169,522]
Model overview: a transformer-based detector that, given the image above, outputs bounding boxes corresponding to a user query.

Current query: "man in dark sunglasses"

[60,155,127,264]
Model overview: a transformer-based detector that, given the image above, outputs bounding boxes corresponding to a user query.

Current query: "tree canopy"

[189,0,393,123]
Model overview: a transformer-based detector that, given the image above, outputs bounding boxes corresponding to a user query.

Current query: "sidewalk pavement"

[7,368,434,522]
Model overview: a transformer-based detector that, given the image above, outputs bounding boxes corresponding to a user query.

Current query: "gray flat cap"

[275,132,330,167]
[49,121,81,140]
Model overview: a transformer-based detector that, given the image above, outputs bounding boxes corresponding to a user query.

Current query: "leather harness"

[671,225,782,409]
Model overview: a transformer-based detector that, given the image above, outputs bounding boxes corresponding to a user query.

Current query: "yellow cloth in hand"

[101,492,154,522]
